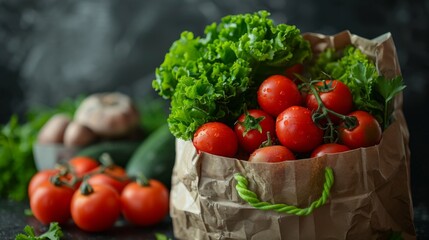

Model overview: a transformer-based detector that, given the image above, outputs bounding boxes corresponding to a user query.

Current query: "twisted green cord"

[234,167,334,216]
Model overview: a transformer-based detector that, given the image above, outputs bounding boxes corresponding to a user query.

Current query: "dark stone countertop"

[1,198,429,239]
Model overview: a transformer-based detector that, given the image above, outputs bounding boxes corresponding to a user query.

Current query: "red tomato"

[68,156,99,178]
[30,180,74,224]
[234,109,275,154]
[257,75,302,117]
[193,122,238,157]
[305,80,353,124]
[87,165,130,194]
[248,145,295,163]
[71,183,121,232]
[121,179,169,226]
[310,143,350,158]
[284,64,304,81]
[338,110,382,149]
[28,169,60,198]
[276,106,324,153]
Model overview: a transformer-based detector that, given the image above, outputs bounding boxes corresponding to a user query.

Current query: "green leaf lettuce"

[153,10,312,140]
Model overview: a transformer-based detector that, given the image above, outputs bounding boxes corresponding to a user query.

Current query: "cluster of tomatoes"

[192,73,383,162]
[28,155,169,232]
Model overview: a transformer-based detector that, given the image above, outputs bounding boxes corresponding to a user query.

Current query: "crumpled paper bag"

[170,31,416,240]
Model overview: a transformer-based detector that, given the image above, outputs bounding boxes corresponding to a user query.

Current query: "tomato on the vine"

[257,75,302,117]
[338,110,382,149]
[284,64,304,82]
[30,178,74,224]
[234,109,275,154]
[88,165,130,194]
[305,80,353,124]
[28,169,61,198]
[68,156,99,177]
[193,122,238,157]
[121,179,169,226]
[276,106,324,153]
[248,145,295,163]
[310,143,350,158]
[71,182,121,232]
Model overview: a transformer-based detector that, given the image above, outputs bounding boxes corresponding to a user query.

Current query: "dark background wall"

[1,0,428,207]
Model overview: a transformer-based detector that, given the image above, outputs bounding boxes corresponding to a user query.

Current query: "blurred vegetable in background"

[0,94,168,201]
[0,96,84,201]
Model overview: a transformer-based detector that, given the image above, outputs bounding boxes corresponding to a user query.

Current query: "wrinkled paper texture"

[170,31,416,240]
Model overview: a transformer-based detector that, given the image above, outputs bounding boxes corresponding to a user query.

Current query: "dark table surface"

[1,198,428,240]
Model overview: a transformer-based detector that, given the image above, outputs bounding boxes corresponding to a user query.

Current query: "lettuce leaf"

[153,11,312,140]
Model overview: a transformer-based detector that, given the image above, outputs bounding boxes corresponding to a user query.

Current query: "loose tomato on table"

[234,109,275,154]
[276,106,324,153]
[70,182,121,232]
[338,110,382,149]
[310,143,351,158]
[248,145,295,163]
[257,75,302,117]
[120,178,169,226]
[305,80,353,124]
[30,176,74,224]
[87,165,130,194]
[193,122,238,158]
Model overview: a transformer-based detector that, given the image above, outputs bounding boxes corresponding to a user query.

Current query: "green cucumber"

[76,141,142,167]
[126,124,175,189]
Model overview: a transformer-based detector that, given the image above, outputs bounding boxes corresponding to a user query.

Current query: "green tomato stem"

[79,178,94,196]
[136,174,150,187]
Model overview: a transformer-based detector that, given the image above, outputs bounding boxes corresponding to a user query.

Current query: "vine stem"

[306,80,358,142]
[53,153,132,189]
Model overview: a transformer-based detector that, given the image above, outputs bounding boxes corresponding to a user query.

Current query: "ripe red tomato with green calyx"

[338,110,382,149]
[71,182,121,232]
[30,176,74,224]
[248,145,295,163]
[28,169,61,198]
[311,143,350,158]
[193,122,238,157]
[88,165,130,194]
[68,156,99,177]
[257,75,302,117]
[305,80,353,124]
[121,178,169,226]
[276,106,324,153]
[234,109,275,154]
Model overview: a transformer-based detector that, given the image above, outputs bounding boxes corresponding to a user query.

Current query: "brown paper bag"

[170,31,416,240]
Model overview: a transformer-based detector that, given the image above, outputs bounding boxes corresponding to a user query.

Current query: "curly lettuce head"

[153,10,311,140]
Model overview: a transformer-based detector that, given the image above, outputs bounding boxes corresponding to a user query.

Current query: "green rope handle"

[234,167,334,216]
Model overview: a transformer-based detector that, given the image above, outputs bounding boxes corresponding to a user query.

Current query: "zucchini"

[76,141,141,167]
[126,124,175,189]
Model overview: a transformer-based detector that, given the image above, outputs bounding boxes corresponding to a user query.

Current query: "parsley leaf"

[376,76,406,129]
[15,222,63,240]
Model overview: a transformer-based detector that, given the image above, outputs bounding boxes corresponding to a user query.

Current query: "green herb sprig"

[15,222,63,240]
